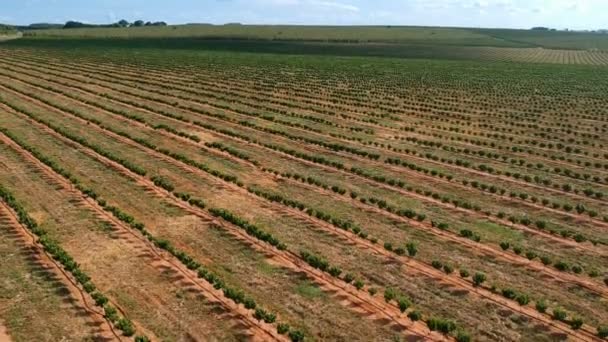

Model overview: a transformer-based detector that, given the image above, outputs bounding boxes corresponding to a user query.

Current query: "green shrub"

[289,330,305,342]
[552,308,567,321]
[116,318,135,336]
[397,297,411,313]
[406,242,418,257]
[343,273,354,283]
[525,251,537,260]
[570,317,584,330]
[456,330,471,342]
[431,260,443,269]
[540,256,552,265]
[501,288,516,300]
[328,266,342,278]
[597,325,608,338]
[473,272,486,286]
[443,265,454,274]
[408,310,422,321]
[554,261,569,272]
[384,287,397,302]
[535,300,547,313]
[516,293,530,306]
[427,317,457,334]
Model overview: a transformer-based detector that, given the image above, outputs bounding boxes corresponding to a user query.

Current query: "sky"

[1,0,606,30]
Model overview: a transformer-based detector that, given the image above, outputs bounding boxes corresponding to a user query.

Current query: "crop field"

[24,24,608,50]
[0,36,608,342]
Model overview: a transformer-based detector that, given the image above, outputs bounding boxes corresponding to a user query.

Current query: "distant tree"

[63,21,93,29]
[117,19,130,27]
[132,20,145,27]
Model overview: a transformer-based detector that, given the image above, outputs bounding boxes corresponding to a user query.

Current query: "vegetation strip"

[0,128,291,342]
[5,55,605,210]
[0,81,606,301]
[0,72,603,254]
[1,41,608,340]
[0,107,602,341]
[0,184,145,340]
[0,103,448,341]
[6,58,604,231]
[1,81,604,299]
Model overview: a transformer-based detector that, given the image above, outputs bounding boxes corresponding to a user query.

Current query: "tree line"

[63,19,167,29]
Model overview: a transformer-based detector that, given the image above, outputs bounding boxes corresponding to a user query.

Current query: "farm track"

[0,104,444,341]
[0,95,602,342]
[0,131,285,342]
[1,56,606,211]
[0,72,605,297]
[8,53,608,184]
[0,201,121,342]
[1,80,603,261]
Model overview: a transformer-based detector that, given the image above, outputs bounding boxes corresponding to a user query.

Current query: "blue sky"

[1,0,606,30]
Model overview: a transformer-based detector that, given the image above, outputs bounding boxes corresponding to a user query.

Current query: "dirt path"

[0,202,121,341]
[0,321,11,342]
[1,101,602,341]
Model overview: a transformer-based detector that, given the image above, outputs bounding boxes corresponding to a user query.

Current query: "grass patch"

[295,280,325,299]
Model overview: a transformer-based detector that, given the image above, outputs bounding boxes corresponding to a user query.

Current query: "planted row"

[0,183,143,339]
[0,128,307,341]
